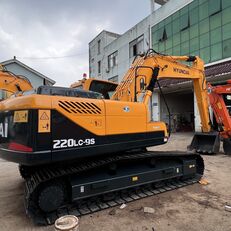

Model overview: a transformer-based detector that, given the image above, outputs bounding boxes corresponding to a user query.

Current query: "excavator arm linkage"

[112,50,220,154]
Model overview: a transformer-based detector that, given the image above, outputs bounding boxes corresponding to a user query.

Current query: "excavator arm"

[0,65,33,95]
[112,50,210,133]
[112,50,219,153]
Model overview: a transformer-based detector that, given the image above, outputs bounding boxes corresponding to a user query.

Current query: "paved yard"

[0,133,230,231]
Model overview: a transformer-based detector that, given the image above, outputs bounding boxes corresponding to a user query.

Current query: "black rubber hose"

[156,80,171,137]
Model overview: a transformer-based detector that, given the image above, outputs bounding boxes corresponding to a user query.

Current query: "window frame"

[129,35,144,58]
[98,60,101,74]
[108,51,118,69]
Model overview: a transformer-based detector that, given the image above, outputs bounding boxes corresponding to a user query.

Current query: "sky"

[0,0,151,86]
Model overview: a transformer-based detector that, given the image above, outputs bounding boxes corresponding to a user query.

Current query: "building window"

[211,43,222,61]
[157,27,164,42]
[199,2,209,21]
[173,33,181,46]
[180,14,190,31]
[222,22,231,41]
[200,32,210,49]
[190,37,199,52]
[97,40,101,54]
[210,27,222,44]
[108,51,118,69]
[209,0,221,16]
[181,41,189,55]
[199,18,209,35]
[189,24,199,39]
[222,7,231,25]
[129,35,144,58]
[172,18,180,34]
[210,12,221,30]
[189,6,199,25]
[108,76,118,83]
[98,61,101,74]
[200,46,210,63]
[222,0,231,8]
[151,0,231,65]
[223,38,231,58]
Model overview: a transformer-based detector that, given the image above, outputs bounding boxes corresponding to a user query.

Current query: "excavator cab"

[71,78,118,99]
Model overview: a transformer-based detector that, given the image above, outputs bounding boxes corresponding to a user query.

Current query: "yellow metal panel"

[146,122,168,137]
[0,95,52,111]
[52,97,106,136]
[105,100,146,134]
[38,110,51,133]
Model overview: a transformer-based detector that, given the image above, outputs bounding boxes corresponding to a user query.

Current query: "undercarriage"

[23,150,204,225]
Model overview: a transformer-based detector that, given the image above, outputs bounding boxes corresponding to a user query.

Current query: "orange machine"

[207,80,231,154]
[0,50,211,224]
[0,64,33,96]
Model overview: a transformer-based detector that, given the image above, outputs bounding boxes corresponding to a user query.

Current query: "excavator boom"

[113,53,211,132]
[207,80,231,154]
[208,81,231,136]
[0,64,33,95]
[112,50,219,153]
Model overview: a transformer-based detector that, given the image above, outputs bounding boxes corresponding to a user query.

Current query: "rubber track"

[24,151,203,225]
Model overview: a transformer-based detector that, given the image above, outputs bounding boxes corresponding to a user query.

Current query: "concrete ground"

[0,133,230,231]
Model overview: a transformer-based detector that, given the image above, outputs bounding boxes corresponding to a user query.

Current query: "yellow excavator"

[0,49,218,224]
[0,64,33,97]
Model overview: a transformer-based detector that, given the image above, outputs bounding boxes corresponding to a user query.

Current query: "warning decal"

[40,112,49,120]
[38,110,51,133]
[14,110,28,123]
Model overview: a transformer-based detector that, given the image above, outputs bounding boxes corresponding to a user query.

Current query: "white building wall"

[104,17,151,82]
[89,0,194,82]
[152,93,160,121]
[194,92,202,132]
[89,31,120,79]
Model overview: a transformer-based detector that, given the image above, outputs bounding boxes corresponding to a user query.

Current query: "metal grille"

[58,101,102,114]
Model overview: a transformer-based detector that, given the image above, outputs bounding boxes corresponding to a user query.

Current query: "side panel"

[104,100,147,135]
[52,97,106,136]
[51,110,166,162]
[147,122,168,137]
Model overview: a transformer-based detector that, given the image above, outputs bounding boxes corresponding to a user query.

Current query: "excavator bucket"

[188,132,220,154]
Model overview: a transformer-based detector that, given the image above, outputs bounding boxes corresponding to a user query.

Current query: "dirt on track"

[0,133,230,231]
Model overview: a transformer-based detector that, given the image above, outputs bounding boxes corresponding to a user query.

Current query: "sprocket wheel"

[38,181,66,213]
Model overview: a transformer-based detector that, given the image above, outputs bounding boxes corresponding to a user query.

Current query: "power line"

[17,51,88,60]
